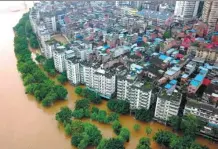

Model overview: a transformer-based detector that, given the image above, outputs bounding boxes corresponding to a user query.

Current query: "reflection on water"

[0,2,217,149]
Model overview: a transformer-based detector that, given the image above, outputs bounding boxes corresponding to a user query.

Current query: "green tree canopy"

[75,99,90,110]
[75,86,83,96]
[97,138,124,149]
[133,124,140,131]
[55,106,72,124]
[57,72,68,84]
[136,137,151,149]
[112,120,122,135]
[107,99,130,114]
[135,108,153,122]
[180,114,205,138]
[168,116,181,131]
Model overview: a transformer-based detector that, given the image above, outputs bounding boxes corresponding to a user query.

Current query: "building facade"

[154,91,182,122]
[53,47,66,73]
[174,1,200,21]
[202,1,218,32]
[65,57,81,85]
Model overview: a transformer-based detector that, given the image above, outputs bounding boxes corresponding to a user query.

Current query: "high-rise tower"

[174,1,200,21]
[202,1,218,32]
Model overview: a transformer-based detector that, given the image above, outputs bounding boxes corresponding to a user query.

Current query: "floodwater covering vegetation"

[13,13,67,107]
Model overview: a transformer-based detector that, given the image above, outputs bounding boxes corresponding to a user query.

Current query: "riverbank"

[0,4,72,149]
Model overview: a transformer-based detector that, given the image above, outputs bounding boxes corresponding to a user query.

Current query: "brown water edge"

[0,4,73,149]
[49,81,218,149]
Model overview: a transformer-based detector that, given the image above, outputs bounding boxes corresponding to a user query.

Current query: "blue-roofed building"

[195,74,204,82]
[165,84,172,89]
[190,80,200,87]
[164,66,181,80]
[169,79,177,85]
[188,67,208,94]
[159,54,167,60]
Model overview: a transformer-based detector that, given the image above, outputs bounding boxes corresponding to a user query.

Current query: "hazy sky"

[0,1,33,11]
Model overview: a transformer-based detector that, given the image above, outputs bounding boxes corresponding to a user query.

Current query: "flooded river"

[0,2,217,149]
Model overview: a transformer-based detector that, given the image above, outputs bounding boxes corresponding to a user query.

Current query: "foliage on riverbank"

[153,130,209,149]
[71,98,120,124]
[35,54,57,76]
[55,106,103,148]
[13,13,67,107]
[75,87,102,104]
[107,99,130,114]
[136,137,151,149]
[14,13,39,49]
[168,115,206,138]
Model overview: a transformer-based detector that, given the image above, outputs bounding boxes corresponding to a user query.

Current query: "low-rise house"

[185,61,196,75]
[164,66,181,80]
[187,67,208,94]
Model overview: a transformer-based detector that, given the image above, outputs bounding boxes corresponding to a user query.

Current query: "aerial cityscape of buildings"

[29,1,218,140]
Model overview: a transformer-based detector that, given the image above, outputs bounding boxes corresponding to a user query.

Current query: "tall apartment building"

[37,24,51,54]
[202,1,218,32]
[80,61,100,87]
[154,91,182,123]
[43,14,57,34]
[65,57,81,85]
[174,1,200,21]
[93,68,116,99]
[53,46,66,73]
[117,68,153,110]
[184,99,218,134]
[80,61,116,99]
[29,8,39,34]
[44,40,56,59]
[53,47,75,73]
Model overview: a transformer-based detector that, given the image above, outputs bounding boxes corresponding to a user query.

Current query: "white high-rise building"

[174,1,200,20]
[53,46,66,73]
[44,15,57,34]
[65,57,81,85]
[117,74,153,110]
[93,68,116,99]
[202,1,218,32]
[154,91,182,123]
[44,41,55,59]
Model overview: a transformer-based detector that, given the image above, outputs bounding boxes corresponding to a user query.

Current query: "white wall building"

[44,41,55,59]
[65,57,81,85]
[154,91,182,122]
[117,74,153,110]
[202,1,218,32]
[93,68,116,99]
[184,99,218,128]
[44,15,57,34]
[53,46,66,73]
[174,1,200,20]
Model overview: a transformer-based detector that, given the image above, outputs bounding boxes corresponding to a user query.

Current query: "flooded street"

[0,1,217,149]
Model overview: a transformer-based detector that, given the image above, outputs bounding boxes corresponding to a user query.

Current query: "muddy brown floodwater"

[0,2,217,149]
